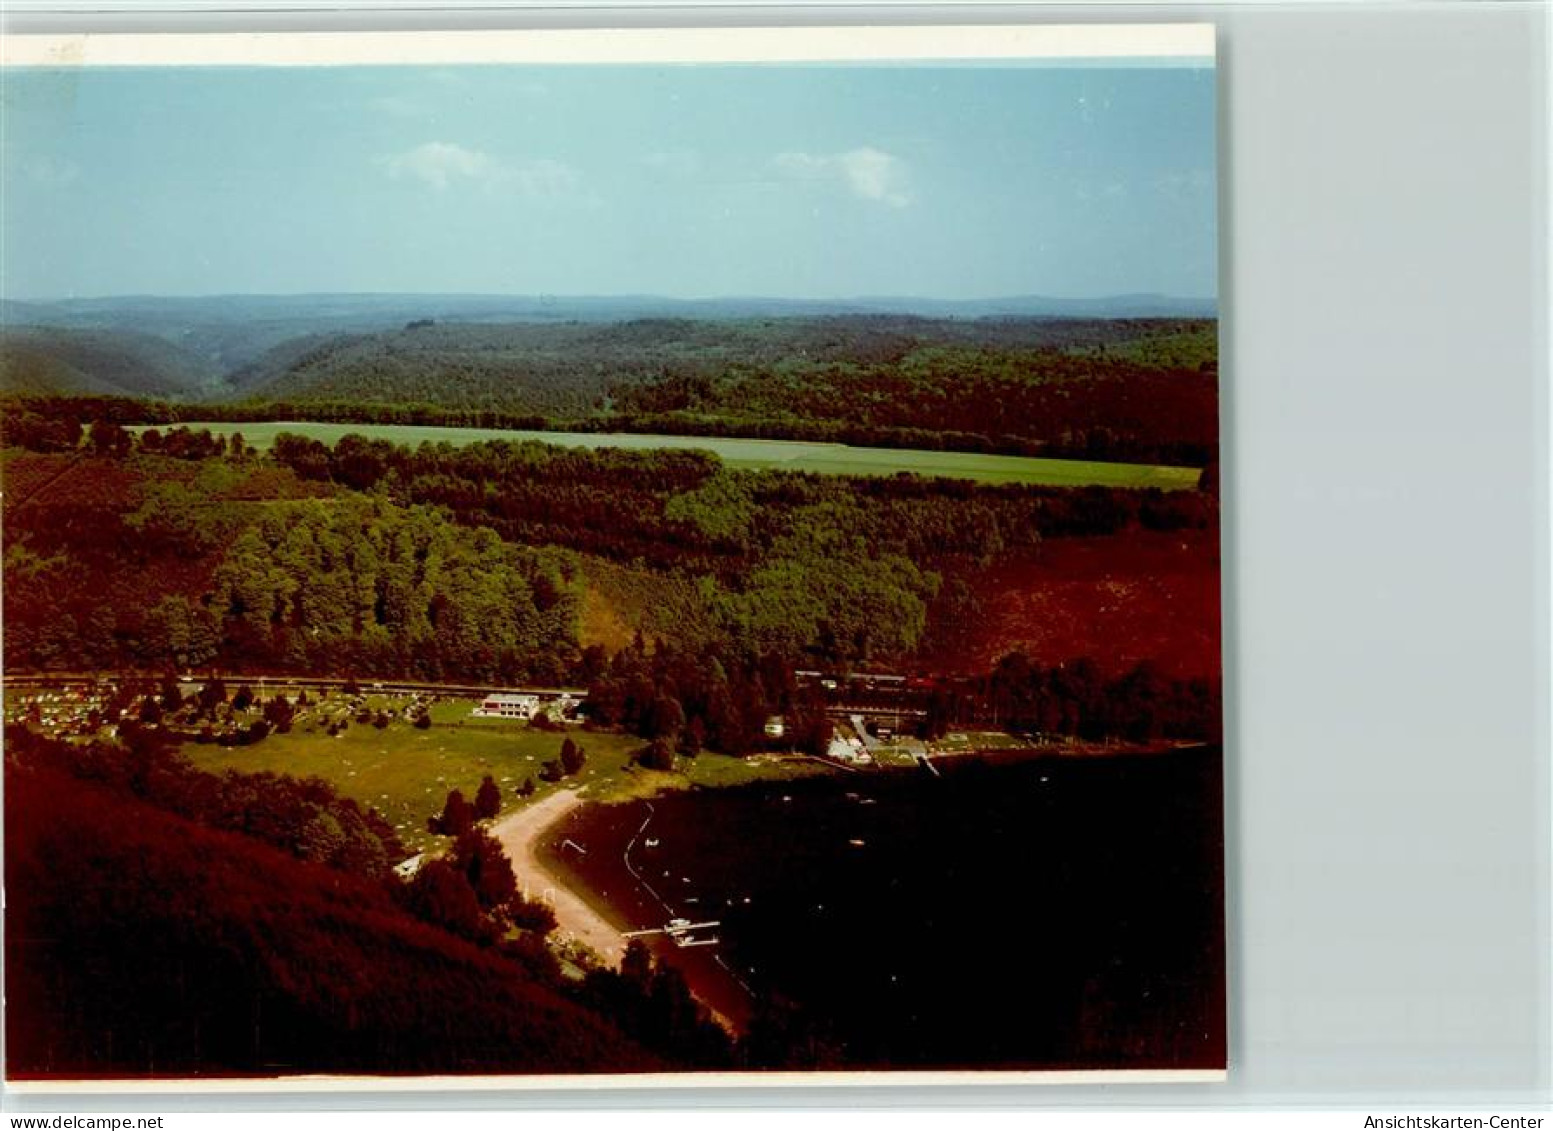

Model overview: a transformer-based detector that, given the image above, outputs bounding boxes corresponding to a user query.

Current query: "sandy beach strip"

[490,788,746,1033]
[490,788,625,967]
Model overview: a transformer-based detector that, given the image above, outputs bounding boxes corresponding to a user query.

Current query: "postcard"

[0,24,1223,1086]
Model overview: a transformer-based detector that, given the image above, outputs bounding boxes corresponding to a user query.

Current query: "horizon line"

[4,289,1219,307]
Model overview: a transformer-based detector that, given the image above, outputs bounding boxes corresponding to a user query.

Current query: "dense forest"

[212,497,579,683]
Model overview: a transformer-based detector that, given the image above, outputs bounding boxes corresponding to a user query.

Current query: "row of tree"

[581,636,1221,754]
[921,652,1223,744]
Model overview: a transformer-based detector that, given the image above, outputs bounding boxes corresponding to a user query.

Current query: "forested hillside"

[1,313,1217,465]
[213,497,580,682]
[0,444,583,682]
[3,411,1220,745]
[230,317,1216,463]
[3,292,1215,374]
[4,724,727,1077]
[0,327,217,399]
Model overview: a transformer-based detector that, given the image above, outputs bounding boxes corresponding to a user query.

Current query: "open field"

[180,695,832,856]
[179,707,638,855]
[152,421,1202,490]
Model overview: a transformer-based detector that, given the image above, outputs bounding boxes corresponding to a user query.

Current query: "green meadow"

[156,421,1201,490]
[180,695,829,857]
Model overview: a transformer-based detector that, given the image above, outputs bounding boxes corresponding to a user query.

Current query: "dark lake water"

[539,747,1224,1071]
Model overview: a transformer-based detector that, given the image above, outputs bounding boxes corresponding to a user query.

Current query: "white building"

[473,692,541,719]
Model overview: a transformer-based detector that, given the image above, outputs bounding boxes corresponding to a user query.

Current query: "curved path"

[490,789,625,967]
[489,789,742,1034]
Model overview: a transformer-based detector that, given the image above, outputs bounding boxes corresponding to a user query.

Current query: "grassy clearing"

[676,752,833,793]
[867,744,925,768]
[157,421,1200,491]
[582,754,832,805]
[180,699,636,856]
[180,694,834,856]
[928,730,1039,755]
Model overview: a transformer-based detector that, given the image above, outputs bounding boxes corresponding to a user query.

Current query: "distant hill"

[229,314,1216,410]
[211,315,1217,464]
[4,292,1216,375]
[0,300,1217,463]
[848,293,1218,319]
[0,299,57,325]
[0,326,218,400]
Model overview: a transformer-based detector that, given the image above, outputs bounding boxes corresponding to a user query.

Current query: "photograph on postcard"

[0,26,1224,1082]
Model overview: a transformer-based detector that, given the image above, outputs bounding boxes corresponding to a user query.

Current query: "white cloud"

[772,147,911,208]
[378,143,582,199]
[380,142,493,190]
[837,148,910,207]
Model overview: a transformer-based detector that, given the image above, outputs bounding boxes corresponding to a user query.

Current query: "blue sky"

[2,62,1217,301]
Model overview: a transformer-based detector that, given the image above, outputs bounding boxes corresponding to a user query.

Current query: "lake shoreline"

[491,787,750,1034]
[532,797,756,1034]
[488,789,626,967]
[536,744,1224,1070]
[512,742,1222,1066]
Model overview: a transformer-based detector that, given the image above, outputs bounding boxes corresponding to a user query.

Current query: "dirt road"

[490,789,625,967]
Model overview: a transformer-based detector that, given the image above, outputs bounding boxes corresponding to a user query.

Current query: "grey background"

[1,0,1548,1111]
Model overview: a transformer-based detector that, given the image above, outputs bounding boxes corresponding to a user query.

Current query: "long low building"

[473,692,541,719]
[472,690,584,720]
